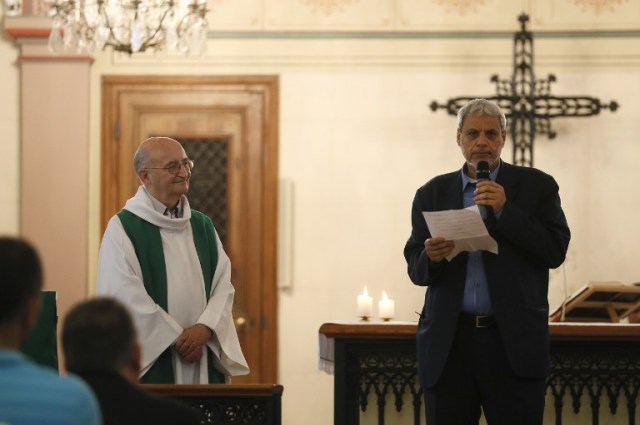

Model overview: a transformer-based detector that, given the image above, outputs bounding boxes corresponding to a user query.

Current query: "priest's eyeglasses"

[145,159,194,175]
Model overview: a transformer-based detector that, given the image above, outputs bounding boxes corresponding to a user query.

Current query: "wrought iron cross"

[430,14,618,167]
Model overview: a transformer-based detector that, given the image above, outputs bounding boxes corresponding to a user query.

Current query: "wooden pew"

[144,384,283,425]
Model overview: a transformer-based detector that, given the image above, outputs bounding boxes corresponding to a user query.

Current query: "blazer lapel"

[495,161,520,201]
[441,171,464,210]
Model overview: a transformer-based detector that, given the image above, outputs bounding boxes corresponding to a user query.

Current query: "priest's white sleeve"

[198,230,250,376]
[96,216,184,376]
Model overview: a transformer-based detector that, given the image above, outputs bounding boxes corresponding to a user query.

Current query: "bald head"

[133,136,192,207]
[133,137,183,172]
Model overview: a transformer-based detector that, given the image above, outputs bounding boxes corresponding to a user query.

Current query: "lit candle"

[357,286,373,319]
[378,291,395,321]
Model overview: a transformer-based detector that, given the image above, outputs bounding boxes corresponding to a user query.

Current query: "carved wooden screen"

[177,138,229,245]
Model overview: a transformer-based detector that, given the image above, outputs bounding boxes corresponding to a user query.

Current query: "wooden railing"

[144,384,283,425]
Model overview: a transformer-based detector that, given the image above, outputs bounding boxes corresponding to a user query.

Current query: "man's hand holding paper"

[422,205,498,261]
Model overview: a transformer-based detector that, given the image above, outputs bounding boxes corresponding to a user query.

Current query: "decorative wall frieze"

[15,0,640,31]
[431,0,490,16]
[299,0,359,16]
[570,0,630,14]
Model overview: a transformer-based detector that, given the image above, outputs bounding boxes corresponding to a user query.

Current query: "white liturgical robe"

[97,186,249,383]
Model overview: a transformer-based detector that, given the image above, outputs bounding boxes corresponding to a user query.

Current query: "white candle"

[357,286,373,318]
[378,291,395,320]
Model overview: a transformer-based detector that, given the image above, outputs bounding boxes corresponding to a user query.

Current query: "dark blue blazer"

[404,161,570,389]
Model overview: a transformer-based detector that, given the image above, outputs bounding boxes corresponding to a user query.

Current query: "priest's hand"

[175,324,213,363]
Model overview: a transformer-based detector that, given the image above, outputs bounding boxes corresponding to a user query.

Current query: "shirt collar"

[461,159,501,191]
[143,187,183,218]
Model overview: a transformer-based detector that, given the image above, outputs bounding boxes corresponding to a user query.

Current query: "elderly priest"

[97,136,249,384]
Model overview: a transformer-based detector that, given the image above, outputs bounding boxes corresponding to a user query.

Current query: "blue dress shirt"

[0,350,101,425]
[460,162,501,315]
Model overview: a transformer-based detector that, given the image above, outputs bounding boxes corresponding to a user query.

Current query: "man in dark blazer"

[62,297,200,425]
[404,99,570,425]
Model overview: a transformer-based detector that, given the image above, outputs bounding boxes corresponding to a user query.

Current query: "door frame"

[100,75,279,383]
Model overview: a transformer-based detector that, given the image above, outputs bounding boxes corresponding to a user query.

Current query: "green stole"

[117,209,226,384]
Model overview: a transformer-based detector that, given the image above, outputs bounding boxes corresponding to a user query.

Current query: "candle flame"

[363,286,369,297]
[382,290,388,301]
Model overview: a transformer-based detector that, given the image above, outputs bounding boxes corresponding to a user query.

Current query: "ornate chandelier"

[47,0,208,55]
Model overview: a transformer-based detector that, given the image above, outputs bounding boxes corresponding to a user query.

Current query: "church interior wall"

[0,20,19,235]
[2,1,640,424]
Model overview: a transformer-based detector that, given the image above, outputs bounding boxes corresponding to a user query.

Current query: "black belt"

[458,312,497,329]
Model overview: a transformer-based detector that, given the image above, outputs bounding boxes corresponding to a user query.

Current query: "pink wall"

[7,18,93,321]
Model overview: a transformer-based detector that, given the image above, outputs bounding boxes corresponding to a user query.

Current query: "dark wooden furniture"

[549,283,640,322]
[319,322,640,425]
[144,384,283,425]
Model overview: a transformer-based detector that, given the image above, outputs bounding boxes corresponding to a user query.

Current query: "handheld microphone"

[476,161,492,220]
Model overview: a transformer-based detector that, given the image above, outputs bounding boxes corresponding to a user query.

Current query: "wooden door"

[101,76,279,384]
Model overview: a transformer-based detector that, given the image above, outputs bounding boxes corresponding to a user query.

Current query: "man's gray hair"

[456,99,507,132]
[133,144,149,173]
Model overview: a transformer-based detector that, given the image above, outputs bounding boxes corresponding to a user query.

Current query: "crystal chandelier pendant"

[188,18,206,55]
[47,18,64,54]
[93,18,110,52]
[130,18,143,53]
[165,25,179,53]
[62,19,77,52]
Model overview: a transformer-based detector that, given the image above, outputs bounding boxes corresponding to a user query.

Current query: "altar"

[319,322,640,425]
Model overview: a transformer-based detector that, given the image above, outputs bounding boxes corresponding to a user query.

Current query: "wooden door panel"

[101,76,278,384]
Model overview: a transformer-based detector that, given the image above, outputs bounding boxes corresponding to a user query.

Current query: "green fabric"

[21,291,58,371]
[139,349,173,384]
[189,211,225,384]
[117,210,168,309]
[190,210,217,297]
[207,350,226,383]
[117,208,223,384]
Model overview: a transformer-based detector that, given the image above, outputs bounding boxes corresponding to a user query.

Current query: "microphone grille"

[477,161,490,180]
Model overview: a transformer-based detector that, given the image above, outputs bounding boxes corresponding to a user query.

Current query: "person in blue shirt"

[0,237,101,425]
[404,99,570,425]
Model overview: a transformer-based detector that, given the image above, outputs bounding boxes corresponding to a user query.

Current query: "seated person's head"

[62,297,141,382]
[0,237,43,346]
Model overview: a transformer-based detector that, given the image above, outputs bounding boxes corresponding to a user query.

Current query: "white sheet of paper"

[422,205,498,261]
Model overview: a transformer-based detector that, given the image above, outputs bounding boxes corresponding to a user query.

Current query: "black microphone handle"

[475,161,492,221]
